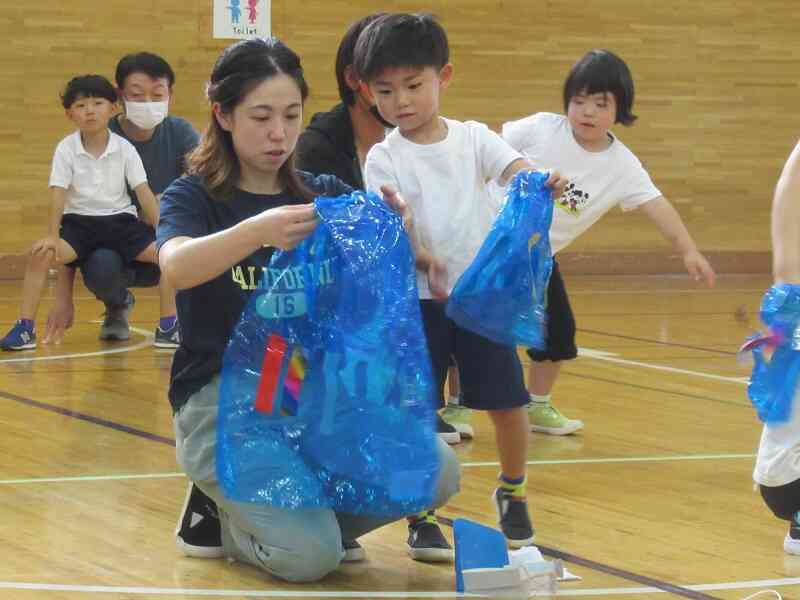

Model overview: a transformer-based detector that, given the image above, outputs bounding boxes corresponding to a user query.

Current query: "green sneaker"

[528,403,583,435]
[441,403,474,439]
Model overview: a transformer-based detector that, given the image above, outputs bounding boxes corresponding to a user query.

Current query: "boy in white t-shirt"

[357,13,565,551]
[753,140,800,555]
[1,75,162,351]
[444,49,716,437]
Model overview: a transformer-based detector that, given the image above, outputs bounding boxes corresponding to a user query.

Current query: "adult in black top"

[295,13,389,190]
[158,37,459,583]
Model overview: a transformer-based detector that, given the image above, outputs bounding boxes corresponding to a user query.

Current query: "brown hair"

[187,37,313,201]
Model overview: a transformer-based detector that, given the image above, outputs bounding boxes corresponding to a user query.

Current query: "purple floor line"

[0,390,175,447]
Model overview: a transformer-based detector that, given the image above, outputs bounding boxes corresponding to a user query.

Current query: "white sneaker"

[785,530,800,555]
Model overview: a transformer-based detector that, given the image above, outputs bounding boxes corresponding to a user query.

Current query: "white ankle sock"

[529,393,551,406]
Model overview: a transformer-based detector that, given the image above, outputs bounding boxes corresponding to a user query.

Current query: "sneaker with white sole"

[407,512,454,562]
[343,539,366,562]
[175,482,224,559]
[99,291,134,341]
[786,520,800,555]
[441,403,474,439]
[0,320,36,351]
[436,413,461,444]
[493,487,535,548]
[528,402,584,435]
[155,321,181,349]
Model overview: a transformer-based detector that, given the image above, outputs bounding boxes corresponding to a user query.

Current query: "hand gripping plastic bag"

[446,171,553,349]
[217,191,440,515]
[743,284,800,424]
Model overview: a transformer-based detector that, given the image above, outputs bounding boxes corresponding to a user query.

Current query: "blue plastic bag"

[745,284,800,424]
[446,171,553,349]
[217,191,440,515]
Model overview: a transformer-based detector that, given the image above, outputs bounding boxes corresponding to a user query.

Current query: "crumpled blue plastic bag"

[216,191,440,516]
[746,283,800,424]
[446,171,553,348]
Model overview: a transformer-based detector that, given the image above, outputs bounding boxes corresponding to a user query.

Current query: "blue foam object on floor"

[453,518,510,593]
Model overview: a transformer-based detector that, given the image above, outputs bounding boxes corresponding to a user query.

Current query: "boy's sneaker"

[175,482,224,559]
[155,321,181,349]
[441,403,474,439]
[436,413,461,444]
[493,487,535,548]
[407,512,454,562]
[785,521,800,555]
[1,320,36,351]
[342,539,366,562]
[99,291,135,341]
[528,402,584,435]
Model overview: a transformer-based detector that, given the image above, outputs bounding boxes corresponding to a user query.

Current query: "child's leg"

[526,259,583,435]
[487,407,529,479]
[20,239,78,320]
[760,479,800,554]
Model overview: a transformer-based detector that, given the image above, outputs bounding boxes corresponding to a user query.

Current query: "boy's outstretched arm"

[638,196,716,287]
[500,158,567,200]
[772,141,800,284]
[134,183,159,227]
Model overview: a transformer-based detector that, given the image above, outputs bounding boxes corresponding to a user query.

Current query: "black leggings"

[760,478,800,520]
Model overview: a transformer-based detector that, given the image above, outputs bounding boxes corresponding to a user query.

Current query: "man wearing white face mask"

[44,52,199,347]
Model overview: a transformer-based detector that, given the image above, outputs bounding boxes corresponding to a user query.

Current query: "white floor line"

[576,349,749,385]
[0,472,184,485]
[0,325,153,364]
[462,453,756,468]
[0,577,797,597]
[0,453,757,486]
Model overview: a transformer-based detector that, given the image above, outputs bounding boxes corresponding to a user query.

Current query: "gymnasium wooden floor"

[0,273,793,599]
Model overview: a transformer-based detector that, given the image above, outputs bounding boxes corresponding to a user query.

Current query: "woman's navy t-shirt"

[156,171,352,413]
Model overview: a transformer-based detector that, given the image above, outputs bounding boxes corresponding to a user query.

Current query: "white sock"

[529,393,551,406]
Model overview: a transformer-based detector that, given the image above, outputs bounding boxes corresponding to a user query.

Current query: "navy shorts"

[60,213,155,264]
[527,259,578,362]
[420,300,529,411]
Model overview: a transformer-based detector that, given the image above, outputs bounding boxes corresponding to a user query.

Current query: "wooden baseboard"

[0,250,771,280]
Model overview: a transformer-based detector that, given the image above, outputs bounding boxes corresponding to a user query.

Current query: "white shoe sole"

[438,431,461,444]
[407,544,454,562]
[451,423,474,439]
[785,534,800,555]
[530,419,584,436]
[2,342,36,351]
[343,544,366,562]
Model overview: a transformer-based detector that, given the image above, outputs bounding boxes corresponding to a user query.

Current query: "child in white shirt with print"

[444,49,716,438]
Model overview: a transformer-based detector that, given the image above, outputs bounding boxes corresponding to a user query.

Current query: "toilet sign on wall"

[213,0,271,39]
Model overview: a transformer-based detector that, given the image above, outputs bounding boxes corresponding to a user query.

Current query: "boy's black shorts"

[60,213,155,264]
[420,300,529,411]
[526,259,578,362]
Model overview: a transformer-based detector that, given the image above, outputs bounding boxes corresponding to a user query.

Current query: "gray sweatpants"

[174,376,461,582]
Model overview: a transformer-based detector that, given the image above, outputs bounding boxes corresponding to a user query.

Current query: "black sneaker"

[155,320,180,349]
[342,539,366,562]
[99,291,134,341]
[406,512,454,562]
[786,519,800,555]
[175,482,224,558]
[436,413,460,445]
[493,487,535,548]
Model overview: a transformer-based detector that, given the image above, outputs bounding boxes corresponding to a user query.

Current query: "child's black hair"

[563,49,637,126]
[60,75,117,109]
[115,52,176,89]
[353,13,449,83]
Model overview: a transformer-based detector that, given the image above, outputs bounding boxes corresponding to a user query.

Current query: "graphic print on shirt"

[557,181,590,215]
[230,258,336,319]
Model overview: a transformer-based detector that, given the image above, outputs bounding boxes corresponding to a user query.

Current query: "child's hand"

[543,170,567,201]
[427,256,449,300]
[32,236,60,260]
[43,301,74,344]
[683,249,716,287]
[251,204,318,250]
[380,185,414,234]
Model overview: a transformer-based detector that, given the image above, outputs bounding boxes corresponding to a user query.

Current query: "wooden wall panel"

[2,0,798,263]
